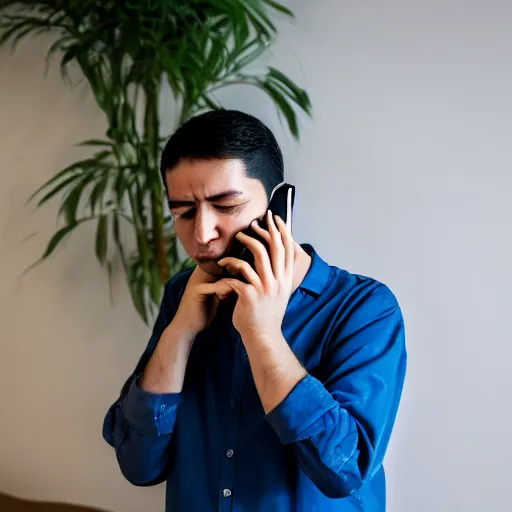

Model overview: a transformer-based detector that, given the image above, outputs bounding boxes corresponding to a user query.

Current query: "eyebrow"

[168,190,244,209]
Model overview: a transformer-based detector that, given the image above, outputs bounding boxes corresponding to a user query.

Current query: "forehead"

[165,158,248,199]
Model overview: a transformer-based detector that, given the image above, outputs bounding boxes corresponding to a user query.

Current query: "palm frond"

[1,0,312,325]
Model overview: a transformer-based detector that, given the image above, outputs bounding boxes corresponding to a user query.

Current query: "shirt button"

[230,399,237,409]
[226,449,234,458]
[222,489,232,498]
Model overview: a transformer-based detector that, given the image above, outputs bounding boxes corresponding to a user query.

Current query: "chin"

[197,260,224,277]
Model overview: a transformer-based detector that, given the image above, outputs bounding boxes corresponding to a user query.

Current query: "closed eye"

[216,205,241,212]
[173,204,246,220]
[178,209,195,219]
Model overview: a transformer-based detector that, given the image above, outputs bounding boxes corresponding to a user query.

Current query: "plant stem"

[144,82,169,284]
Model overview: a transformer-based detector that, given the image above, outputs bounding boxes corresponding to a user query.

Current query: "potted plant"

[0,1,312,324]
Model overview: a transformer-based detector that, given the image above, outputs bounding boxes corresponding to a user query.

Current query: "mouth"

[195,257,218,264]
[193,232,243,264]
[194,243,234,264]
[194,253,223,263]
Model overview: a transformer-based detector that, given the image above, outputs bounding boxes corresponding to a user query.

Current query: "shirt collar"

[297,244,331,296]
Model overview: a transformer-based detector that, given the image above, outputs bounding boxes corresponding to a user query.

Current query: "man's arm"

[140,323,195,393]
[102,276,191,486]
[249,286,407,499]
[217,214,406,498]
[243,331,307,415]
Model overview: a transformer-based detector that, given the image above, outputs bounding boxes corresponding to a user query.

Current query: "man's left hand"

[217,210,295,342]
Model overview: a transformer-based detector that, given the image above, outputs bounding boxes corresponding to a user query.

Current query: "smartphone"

[219,182,296,279]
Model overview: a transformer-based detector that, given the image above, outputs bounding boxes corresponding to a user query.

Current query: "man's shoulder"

[318,261,405,347]
[319,257,400,312]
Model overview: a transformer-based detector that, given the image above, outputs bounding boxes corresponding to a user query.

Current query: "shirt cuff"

[265,374,338,445]
[121,374,181,436]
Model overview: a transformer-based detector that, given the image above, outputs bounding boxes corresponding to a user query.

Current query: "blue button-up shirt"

[103,244,406,511]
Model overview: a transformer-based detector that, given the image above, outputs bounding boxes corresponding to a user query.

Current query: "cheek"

[218,216,238,233]
[173,212,249,247]
[174,222,192,246]
[221,217,253,241]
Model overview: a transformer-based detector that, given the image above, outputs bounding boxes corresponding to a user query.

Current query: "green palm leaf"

[1,0,312,325]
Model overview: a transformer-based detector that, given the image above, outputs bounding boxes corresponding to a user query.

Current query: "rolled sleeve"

[121,375,181,437]
[265,374,338,445]
[265,285,406,498]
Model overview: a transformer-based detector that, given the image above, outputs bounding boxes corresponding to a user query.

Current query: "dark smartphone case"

[220,183,296,279]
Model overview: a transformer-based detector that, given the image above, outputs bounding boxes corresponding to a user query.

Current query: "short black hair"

[160,109,284,200]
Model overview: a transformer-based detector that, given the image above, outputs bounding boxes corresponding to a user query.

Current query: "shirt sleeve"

[121,374,181,436]
[102,271,190,486]
[265,283,407,499]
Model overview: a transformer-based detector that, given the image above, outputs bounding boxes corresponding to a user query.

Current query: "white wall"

[0,33,166,512]
[1,1,511,511]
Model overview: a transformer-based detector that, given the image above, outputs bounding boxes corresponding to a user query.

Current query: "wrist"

[153,322,196,368]
[166,319,198,346]
[242,328,283,348]
[140,323,195,394]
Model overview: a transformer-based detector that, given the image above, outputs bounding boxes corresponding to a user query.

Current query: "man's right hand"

[141,266,233,394]
[141,267,233,393]
[171,266,233,339]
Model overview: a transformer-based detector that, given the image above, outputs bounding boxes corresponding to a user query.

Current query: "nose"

[194,206,219,246]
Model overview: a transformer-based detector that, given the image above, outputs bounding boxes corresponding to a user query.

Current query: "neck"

[291,242,312,292]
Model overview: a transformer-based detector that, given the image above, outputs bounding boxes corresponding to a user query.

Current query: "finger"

[200,280,236,302]
[267,210,286,280]
[252,218,285,279]
[221,277,254,299]
[274,215,295,277]
[197,281,228,299]
[233,231,274,289]
[250,219,271,244]
[212,280,235,301]
[217,256,262,290]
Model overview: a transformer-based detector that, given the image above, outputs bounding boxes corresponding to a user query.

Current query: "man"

[102,110,407,511]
